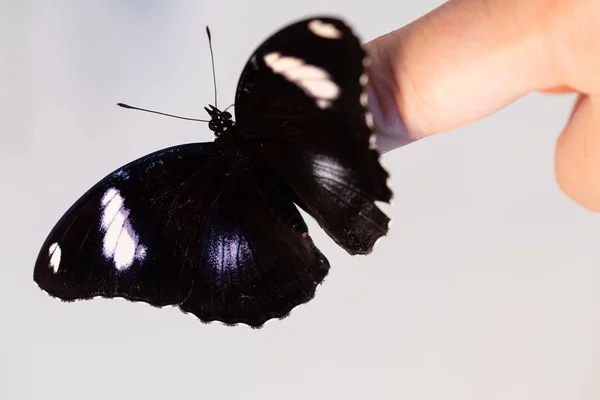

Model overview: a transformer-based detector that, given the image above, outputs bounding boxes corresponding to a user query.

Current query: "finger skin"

[367,0,600,210]
[555,95,600,211]
[366,0,556,144]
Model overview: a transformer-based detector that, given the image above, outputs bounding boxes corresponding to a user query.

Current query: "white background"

[2,1,600,399]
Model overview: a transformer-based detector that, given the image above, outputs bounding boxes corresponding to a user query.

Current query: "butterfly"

[33,16,392,328]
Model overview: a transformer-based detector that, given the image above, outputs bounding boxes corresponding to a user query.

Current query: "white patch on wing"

[369,133,377,150]
[360,92,368,107]
[365,112,374,129]
[359,73,368,86]
[264,52,340,109]
[101,188,118,206]
[99,188,146,271]
[316,99,329,109]
[103,210,126,257]
[113,227,136,270]
[308,20,342,39]
[101,192,123,229]
[48,242,61,273]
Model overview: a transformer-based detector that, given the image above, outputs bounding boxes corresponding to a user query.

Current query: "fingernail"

[367,85,412,153]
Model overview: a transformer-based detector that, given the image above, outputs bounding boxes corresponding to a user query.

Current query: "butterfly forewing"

[235,17,392,255]
[34,143,221,305]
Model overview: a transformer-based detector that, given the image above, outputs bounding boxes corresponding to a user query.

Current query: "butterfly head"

[205,105,233,136]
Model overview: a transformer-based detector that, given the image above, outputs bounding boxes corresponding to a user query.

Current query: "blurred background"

[2,1,600,399]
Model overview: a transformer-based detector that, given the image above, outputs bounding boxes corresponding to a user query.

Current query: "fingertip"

[554,94,600,211]
[365,68,413,154]
[366,0,560,140]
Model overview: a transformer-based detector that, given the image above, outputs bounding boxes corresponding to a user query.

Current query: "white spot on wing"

[101,188,118,206]
[369,133,377,149]
[103,209,126,258]
[101,192,123,229]
[100,188,146,271]
[48,242,61,273]
[317,99,330,109]
[264,52,340,109]
[268,56,302,71]
[365,112,374,129]
[308,20,342,39]
[360,92,368,107]
[113,227,136,270]
[263,53,279,66]
[359,73,368,86]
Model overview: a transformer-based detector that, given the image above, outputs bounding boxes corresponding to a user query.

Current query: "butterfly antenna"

[224,103,235,112]
[117,103,209,122]
[206,26,218,108]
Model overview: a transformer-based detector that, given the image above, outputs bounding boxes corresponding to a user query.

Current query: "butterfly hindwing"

[180,166,330,327]
[235,17,392,255]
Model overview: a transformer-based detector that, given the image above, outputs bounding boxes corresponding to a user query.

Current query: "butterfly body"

[34,17,392,328]
[210,115,251,168]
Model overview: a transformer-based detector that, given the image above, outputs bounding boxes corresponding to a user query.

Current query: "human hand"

[366,0,600,211]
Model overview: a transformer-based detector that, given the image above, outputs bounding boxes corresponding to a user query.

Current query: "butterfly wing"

[34,143,329,327]
[234,17,392,255]
[180,164,330,327]
[34,143,221,306]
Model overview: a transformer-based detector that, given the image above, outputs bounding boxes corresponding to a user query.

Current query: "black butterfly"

[33,16,392,328]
